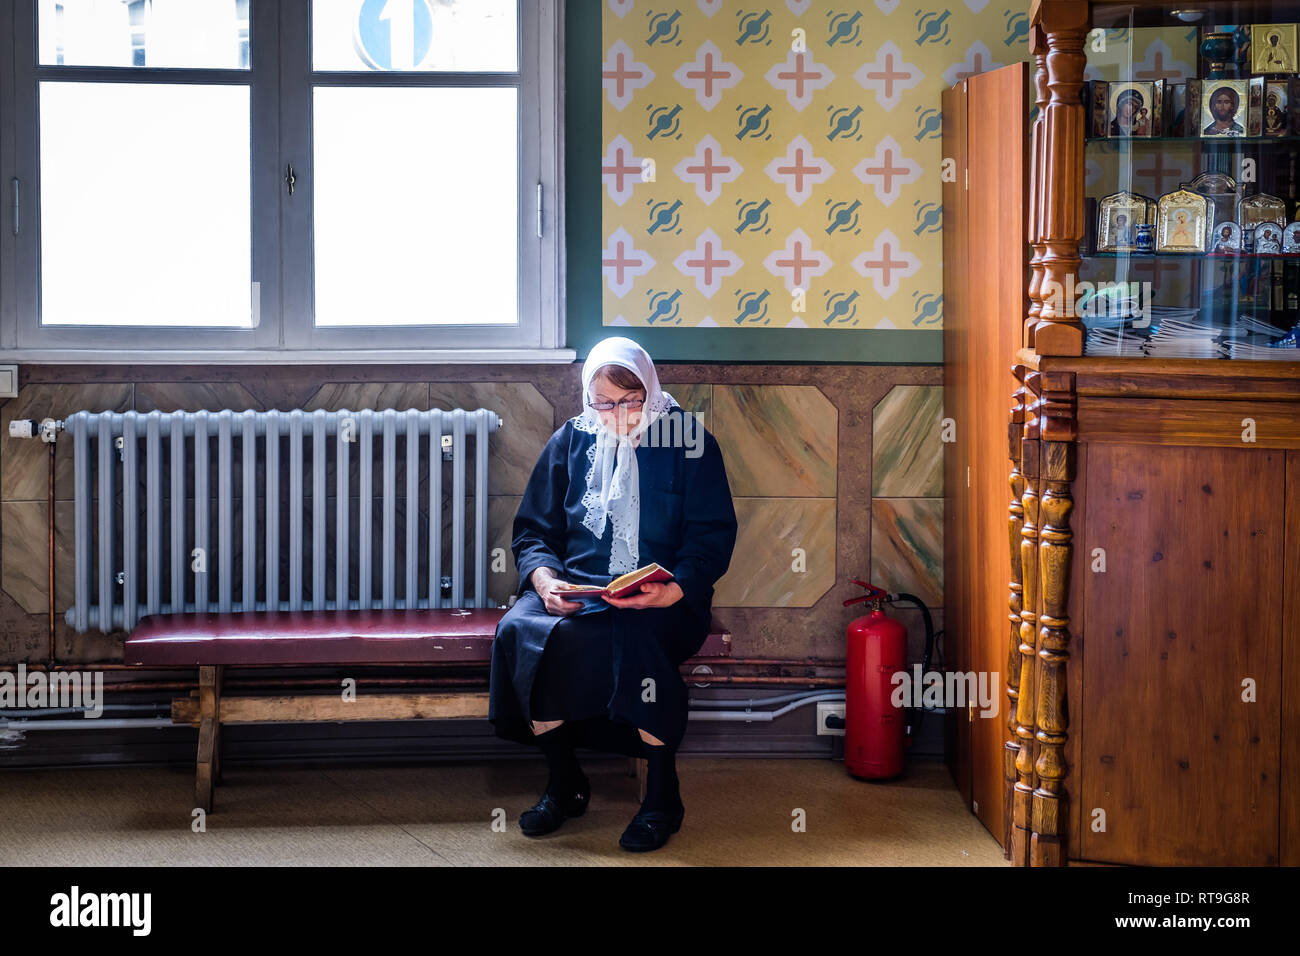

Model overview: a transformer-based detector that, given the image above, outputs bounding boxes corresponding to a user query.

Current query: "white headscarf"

[573,337,677,576]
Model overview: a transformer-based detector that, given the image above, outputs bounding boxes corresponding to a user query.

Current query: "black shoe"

[618,799,684,852]
[519,774,591,837]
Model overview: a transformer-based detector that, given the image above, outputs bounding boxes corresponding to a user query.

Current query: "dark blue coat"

[488,408,738,755]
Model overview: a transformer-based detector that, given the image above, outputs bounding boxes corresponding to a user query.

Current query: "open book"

[551,563,674,599]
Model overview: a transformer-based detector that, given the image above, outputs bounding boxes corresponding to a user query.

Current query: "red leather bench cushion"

[125,609,732,666]
[125,609,508,666]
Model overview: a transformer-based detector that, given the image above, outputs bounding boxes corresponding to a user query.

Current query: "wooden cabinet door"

[941,80,971,806]
[1286,450,1300,866]
[1081,444,1285,865]
[964,62,1030,847]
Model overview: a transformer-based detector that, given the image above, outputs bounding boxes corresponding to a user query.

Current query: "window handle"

[285,163,296,196]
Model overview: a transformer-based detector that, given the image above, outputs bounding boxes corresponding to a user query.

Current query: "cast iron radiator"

[62,407,503,633]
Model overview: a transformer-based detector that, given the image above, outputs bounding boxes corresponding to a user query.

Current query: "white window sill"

[0,347,579,366]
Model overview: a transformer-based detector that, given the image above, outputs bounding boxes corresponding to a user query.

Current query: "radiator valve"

[8,418,61,443]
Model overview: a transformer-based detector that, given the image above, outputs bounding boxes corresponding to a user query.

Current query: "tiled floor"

[0,756,1007,866]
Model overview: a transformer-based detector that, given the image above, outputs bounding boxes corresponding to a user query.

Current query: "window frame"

[0,0,569,363]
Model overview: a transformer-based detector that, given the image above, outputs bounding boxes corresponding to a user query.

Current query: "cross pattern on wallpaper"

[600,0,1030,329]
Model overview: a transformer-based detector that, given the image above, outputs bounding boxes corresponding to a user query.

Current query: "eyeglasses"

[587,397,645,411]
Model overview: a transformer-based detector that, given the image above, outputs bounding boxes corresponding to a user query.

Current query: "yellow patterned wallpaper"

[600,1,1030,330]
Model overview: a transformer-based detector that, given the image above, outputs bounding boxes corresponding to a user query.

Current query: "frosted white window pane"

[313,86,518,327]
[39,0,250,69]
[312,0,517,72]
[39,82,253,328]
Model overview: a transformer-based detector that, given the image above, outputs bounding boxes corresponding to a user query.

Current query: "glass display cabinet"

[1081,3,1300,357]
[1003,0,1300,867]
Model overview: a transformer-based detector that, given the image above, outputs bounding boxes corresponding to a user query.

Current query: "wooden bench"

[124,608,732,810]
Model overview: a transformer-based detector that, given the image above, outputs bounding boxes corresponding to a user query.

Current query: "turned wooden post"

[1031,370,1077,866]
[1025,26,1049,350]
[1004,367,1028,859]
[1011,370,1043,866]
[1029,0,1087,357]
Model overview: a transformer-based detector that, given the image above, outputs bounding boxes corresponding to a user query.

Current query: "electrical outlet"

[816,701,845,736]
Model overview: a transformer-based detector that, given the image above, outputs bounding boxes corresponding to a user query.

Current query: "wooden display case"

[949,0,1300,866]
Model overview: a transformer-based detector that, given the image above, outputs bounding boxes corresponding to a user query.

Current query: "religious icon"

[1254,222,1283,254]
[1248,77,1266,135]
[1211,222,1242,253]
[1168,83,1187,136]
[1156,189,1210,253]
[1283,222,1300,252]
[1265,81,1290,135]
[1097,191,1155,253]
[1187,172,1239,231]
[1251,23,1298,75]
[1238,191,1288,232]
[1109,82,1155,137]
[1201,80,1248,136]
[1088,80,1110,138]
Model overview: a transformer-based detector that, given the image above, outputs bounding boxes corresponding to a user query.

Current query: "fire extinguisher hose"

[886,592,939,738]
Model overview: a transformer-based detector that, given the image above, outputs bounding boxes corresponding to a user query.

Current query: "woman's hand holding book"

[530,567,584,616]
[601,580,684,609]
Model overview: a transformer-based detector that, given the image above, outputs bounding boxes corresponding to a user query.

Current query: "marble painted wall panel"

[136,382,264,414]
[713,495,835,608]
[871,497,943,609]
[2,501,75,615]
[712,383,836,497]
[429,382,555,498]
[0,362,943,664]
[659,382,712,432]
[872,384,942,497]
[1,384,134,502]
[305,382,429,413]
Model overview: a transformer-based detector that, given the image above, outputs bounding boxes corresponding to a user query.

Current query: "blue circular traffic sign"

[353,0,434,71]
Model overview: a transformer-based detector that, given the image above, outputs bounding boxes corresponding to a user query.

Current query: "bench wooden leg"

[636,757,647,803]
[195,665,222,812]
[213,712,223,785]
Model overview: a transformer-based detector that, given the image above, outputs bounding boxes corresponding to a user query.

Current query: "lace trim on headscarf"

[571,391,677,575]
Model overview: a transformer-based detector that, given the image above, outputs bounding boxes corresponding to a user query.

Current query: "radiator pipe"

[81,674,844,694]
[0,718,176,731]
[688,691,846,723]
[48,439,56,664]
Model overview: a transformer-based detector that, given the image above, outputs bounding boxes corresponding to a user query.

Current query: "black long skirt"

[529,609,618,722]
[488,590,708,758]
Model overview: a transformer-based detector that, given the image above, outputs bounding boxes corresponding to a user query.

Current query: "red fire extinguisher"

[842,580,908,780]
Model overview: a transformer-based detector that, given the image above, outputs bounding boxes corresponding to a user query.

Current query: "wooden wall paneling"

[941,81,971,803]
[1283,450,1300,866]
[1081,444,1285,866]
[1077,398,1300,449]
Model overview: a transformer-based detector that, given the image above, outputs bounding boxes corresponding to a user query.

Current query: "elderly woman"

[488,336,738,852]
